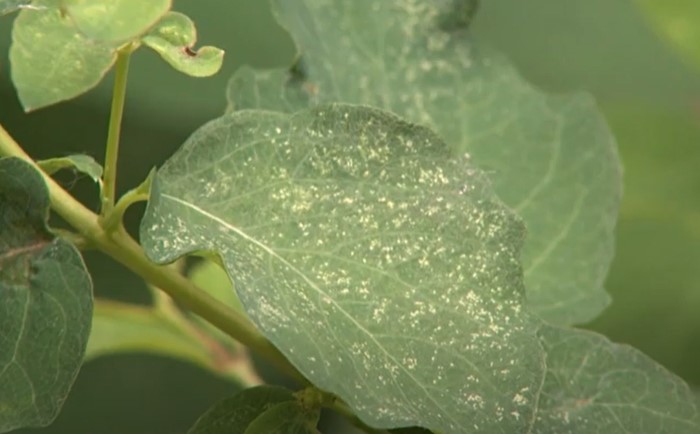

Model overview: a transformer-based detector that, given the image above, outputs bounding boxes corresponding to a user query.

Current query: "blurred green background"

[1,0,700,432]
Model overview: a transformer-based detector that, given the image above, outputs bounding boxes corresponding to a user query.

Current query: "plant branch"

[0,122,305,384]
[101,47,132,218]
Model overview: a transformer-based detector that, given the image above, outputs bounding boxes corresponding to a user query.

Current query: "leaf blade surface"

[141,104,545,433]
[10,7,116,111]
[0,157,93,432]
[531,325,700,433]
[226,0,622,325]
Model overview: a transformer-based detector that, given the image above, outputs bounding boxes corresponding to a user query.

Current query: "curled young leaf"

[142,11,224,78]
[38,154,103,184]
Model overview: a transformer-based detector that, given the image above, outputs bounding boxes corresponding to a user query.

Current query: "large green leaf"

[637,0,700,71]
[0,157,93,432]
[187,385,295,434]
[141,104,545,433]
[10,6,116,111]
[226,0,622,325]
[532,325,700,433]
[61,0,171,43]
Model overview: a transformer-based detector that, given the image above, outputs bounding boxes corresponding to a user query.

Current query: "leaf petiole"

[101,44,135,220]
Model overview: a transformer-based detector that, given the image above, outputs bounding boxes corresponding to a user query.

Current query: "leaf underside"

[0,157,93,432]
[141,104,545,433]
[532,325,700,433]
[226,0,622,326]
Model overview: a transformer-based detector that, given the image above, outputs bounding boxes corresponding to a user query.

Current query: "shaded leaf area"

[531,325,700,433]
[637,0,700,72]
[38,154,103,184]
[243,400,319,434]
[61,0,171,43]
[141,104,545,433]
[0,157,93,432]
[187,385,295,434]
[9,6,116,111]
[226,0,622,325]
[142,12,224,78]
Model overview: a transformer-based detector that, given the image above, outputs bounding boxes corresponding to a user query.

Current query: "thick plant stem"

[0,123,305,384]
[101,48,132,217]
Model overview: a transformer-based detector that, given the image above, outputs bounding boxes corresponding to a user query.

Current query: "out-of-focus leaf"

[9,7,116,111]
[86,299,261,386]
[61,0,171,43]
[637,0,700,71]
[38,154,103,183]
[590,105,700,386]
[141,104,545,433]
[187,385,295,434]
[0,157,93,432]
[226,0,622,326]
[0,0,32,15]
[188,260,243,312]
[142,11,224,77]
[86,300,211,367]
[244,401,319,434]
[531,324,700,433]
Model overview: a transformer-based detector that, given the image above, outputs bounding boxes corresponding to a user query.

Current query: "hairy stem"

[101,47,132,217]
[0,122,305,383]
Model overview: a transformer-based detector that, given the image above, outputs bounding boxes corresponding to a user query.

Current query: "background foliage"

[1,0,699,432]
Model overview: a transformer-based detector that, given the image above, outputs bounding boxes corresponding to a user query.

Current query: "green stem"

[101,168,154,233]
[101,47,132,217]
[0,122,305,383]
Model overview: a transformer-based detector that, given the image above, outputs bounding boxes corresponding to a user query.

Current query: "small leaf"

[142,11,224,78]
[637,0,700,71]
[531,324,700,433]
[187,385,295,434]
[244,401,319,434]
[228,0,622,325]
[141,104,545,433]
[61,0,171,43]
[0,157,93,432]
[38,154,103,183]
[10,7,116,111]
